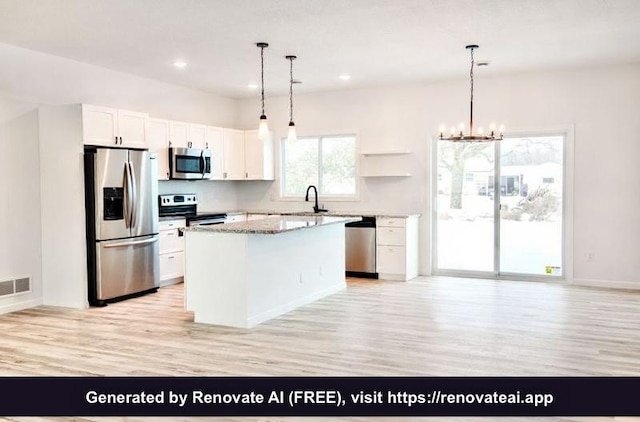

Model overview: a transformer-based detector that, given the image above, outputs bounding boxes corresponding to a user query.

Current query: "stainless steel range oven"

[158,194,227,226]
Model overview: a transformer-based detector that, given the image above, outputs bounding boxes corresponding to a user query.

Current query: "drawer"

[159,218,186,231]
[377,217,406,228]
[377,245,406,274]
[376,227,406,246]
[225,214,246,223]
[159,228,184,253]
[160,251,184,280]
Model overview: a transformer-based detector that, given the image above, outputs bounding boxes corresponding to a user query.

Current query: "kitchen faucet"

[305,185,328,213]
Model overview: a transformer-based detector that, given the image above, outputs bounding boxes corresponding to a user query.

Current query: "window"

[281,134,357,197]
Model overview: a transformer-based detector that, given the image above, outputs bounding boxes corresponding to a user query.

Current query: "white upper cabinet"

[168,121,189,148]
[169,121,207,149]
[222,128,246,180]
[82,105,118,147]
[82,105,148,148]
[244,129,274,180]
[146,118,170,180]
[206,126,224,180]
[188,124,207,149]
[117,109,147,148]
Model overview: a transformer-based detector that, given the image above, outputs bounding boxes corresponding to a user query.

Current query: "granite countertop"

[186,215,361,234]
[243,210,420,218]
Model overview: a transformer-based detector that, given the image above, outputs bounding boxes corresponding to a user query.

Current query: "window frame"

[279,132,360,201]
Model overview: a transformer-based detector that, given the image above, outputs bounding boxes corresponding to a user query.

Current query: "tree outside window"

[281,135,356,197]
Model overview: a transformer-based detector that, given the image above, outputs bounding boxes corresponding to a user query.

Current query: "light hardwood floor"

[2,276,640,421]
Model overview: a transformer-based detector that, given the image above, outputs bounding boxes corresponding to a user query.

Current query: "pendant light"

[439,45,504,142]
[286,55,297,142]
[256,42,270,140]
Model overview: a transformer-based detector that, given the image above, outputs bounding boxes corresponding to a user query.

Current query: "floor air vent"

[0,277,31,297]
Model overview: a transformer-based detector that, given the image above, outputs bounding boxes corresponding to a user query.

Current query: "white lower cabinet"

[376,215,419,281]
[159,218,186,286]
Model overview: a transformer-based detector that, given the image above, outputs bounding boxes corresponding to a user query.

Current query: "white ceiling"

[1,0,639,99]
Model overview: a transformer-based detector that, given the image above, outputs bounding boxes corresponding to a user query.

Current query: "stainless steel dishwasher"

[345,216,378,278]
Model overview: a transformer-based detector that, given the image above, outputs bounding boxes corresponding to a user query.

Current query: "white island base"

[185,218,352,328]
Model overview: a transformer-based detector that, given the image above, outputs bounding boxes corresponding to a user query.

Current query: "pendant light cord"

[469,46,475,136]
[260,45,265,116]
[289,57,294,123]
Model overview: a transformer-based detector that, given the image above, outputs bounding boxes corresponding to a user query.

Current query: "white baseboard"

[571,278,640,291]
[0,297,43,315]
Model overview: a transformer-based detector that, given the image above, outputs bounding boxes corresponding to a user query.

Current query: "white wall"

[158,180,240,212]
[38,105,88,308]
[0,104,43,313]
[236,63,640,286]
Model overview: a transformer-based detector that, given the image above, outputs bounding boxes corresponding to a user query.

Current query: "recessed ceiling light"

[173,60,187,69]
[339,74,351,81]
[247,83,258,89]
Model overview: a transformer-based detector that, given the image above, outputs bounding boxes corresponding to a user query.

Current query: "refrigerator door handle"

[103,237,159,248]
[129,161,138,228]
[123,161,132,228]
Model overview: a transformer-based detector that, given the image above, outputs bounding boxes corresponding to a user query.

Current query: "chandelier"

[439,44,504,142]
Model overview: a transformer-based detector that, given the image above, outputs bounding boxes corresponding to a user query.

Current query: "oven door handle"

[191,221,225,227]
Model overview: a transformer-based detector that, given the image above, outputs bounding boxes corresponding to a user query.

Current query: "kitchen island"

[183,215,359,328]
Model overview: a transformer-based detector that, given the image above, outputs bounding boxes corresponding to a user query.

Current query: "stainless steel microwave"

[169,147,211,180]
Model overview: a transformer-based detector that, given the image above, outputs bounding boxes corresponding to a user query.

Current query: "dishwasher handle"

[346,216,376,228]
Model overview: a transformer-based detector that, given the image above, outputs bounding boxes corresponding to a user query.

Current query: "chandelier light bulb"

[478,127,485,135]
[439,124,447,135]
[450,127,456,135]
[489,122,497,131]
[499,124,505,134]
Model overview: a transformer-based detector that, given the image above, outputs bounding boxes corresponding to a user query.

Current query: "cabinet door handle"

[119,136,123,144]
[168,256,175,260]
[245,172,248,178]
[115,136,118,145]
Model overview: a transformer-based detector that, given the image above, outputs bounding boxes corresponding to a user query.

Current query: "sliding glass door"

[434,134,565,279]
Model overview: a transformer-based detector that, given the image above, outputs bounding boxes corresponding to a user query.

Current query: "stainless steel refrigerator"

[84,147,159,306]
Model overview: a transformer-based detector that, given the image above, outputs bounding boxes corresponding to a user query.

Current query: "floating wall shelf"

[361,150,411,156]
[361,172,412,178]
[360,150,413,178]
